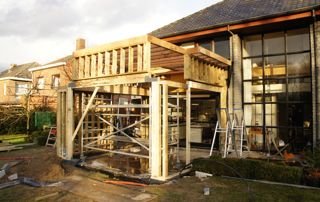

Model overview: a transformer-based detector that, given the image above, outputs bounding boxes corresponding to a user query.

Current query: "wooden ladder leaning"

[46,127,57,147]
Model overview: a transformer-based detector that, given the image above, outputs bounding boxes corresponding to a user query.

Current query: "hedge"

[192,157,303,185]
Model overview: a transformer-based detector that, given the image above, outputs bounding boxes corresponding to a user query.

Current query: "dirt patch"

[0,146,66,182]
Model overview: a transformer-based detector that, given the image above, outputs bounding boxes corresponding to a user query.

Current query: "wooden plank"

[98,53,103,76]
[91,54,97,77]
[143,42,151,71]
[105,51,110,76]
[120,48,126,74]
[128,46,134,73]
[187,46,231,67]
[183,54,191,80]
[112,50,118,74]
[137,45,143,71]
[148,35,186,54]
[162,84,168,178]
[56,92,62,157]
[188,81,222,93]
[74,35,148,57]
[72,87,100,141]
[79,57,85,79]
[65,87,74,160]
[85,56,90,78]
[78,93,83,156]
[151,81,161,178]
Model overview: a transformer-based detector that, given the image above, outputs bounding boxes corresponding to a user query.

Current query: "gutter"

[161,8,320,43]
[28,62,66,72]
[0,77,32,82]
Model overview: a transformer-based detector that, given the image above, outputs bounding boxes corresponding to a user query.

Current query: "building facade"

[28,56,72,109]
[151,0,320,152]
[0,62,39,106]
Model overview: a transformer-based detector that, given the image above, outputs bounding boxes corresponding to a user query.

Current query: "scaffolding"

[56,35,231,181]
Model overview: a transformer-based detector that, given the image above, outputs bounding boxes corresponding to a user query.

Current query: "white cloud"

[0,0,220,71]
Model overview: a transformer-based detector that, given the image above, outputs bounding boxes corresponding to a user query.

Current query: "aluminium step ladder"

[209,108,233,157]
[230,109,250,157]
[210,108,250,158]
[45,127,57,147]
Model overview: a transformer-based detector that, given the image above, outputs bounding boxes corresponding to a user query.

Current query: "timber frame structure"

[56,35,230,181]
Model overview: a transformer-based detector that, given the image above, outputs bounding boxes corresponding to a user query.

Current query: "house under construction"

[56,35,231,181]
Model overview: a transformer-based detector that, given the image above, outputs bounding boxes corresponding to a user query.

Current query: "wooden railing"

[72,35,231,87]
[73,36,151,80]
[184,47,230,86]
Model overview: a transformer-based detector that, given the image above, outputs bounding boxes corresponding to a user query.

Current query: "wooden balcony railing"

[72,35,231,86]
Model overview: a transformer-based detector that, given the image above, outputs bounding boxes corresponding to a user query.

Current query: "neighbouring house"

[28,55,73,110]
[0,62,39,106]
[55,0,320,181]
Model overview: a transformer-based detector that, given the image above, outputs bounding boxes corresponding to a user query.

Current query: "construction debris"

[103,180,147,187]
[8,173,18,181]
[35,192,59,201]
[195,171,212,179]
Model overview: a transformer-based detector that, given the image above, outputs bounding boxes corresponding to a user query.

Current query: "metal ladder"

[209,108,233,157]
[230,109,250,157]
[45,127,57,147]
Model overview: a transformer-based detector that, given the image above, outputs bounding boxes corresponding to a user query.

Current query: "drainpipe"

[227,25,235,111]
[312,9,319,150]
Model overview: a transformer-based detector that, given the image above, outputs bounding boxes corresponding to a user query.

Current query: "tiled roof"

[0,62,40,79]
[151,0,320,38]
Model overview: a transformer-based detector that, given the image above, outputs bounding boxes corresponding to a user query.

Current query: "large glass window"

[198,37,230,59]
[242,27,312,152]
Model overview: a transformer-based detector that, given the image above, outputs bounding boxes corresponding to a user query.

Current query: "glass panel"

[244,104,263,126]
[264,79,286,98]
[247,126,264,150]
[243,35,262,57]
[265,103,287,126]
[243,57,263,80]
[264,32,285,55]
[287,52,310,77]
[214,37,230,59]
[198,41,212,51]
[264,55,286,78]
[288,78,311,101]
[243,81,263,103]
[287,28,310,53]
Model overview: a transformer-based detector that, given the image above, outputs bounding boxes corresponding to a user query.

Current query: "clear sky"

[0,0,221,71]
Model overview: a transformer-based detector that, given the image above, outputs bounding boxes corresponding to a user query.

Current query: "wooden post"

[186,84,191,164]
[162,84,168,179]
[56,91,63,157]
[151,81,161,178]
[65,87,74,160]
[78,93,84,157]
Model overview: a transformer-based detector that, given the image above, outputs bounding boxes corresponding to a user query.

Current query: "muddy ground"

[0,146,319,202]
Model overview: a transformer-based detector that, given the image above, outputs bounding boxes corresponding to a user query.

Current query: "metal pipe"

[312,9,319,150]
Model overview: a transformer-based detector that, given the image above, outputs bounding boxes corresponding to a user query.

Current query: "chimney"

[76,38,86,50]
[8,64,16,72]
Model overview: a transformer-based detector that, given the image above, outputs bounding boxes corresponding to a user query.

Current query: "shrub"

[192,157,303,185]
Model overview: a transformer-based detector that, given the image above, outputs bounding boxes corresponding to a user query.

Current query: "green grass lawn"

[146,176,320,202]
[0,134,29,144]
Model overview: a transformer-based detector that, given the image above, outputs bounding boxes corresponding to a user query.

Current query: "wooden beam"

[98,53,103,76]
[128,46,134,72]
[105,51,110,76]
[72,87,100,141]
[148,35,186,54]
[187,46,231,67]
[143,42,151,71]
[188,81,223,93]
[65,87,74,160]
[162,84,168,178]
[74,35,148,57]
[112,50,118,74]
[74,72,149,87]
[137,45,143,71]
[120,48,126,74]
[151,81,161,178]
